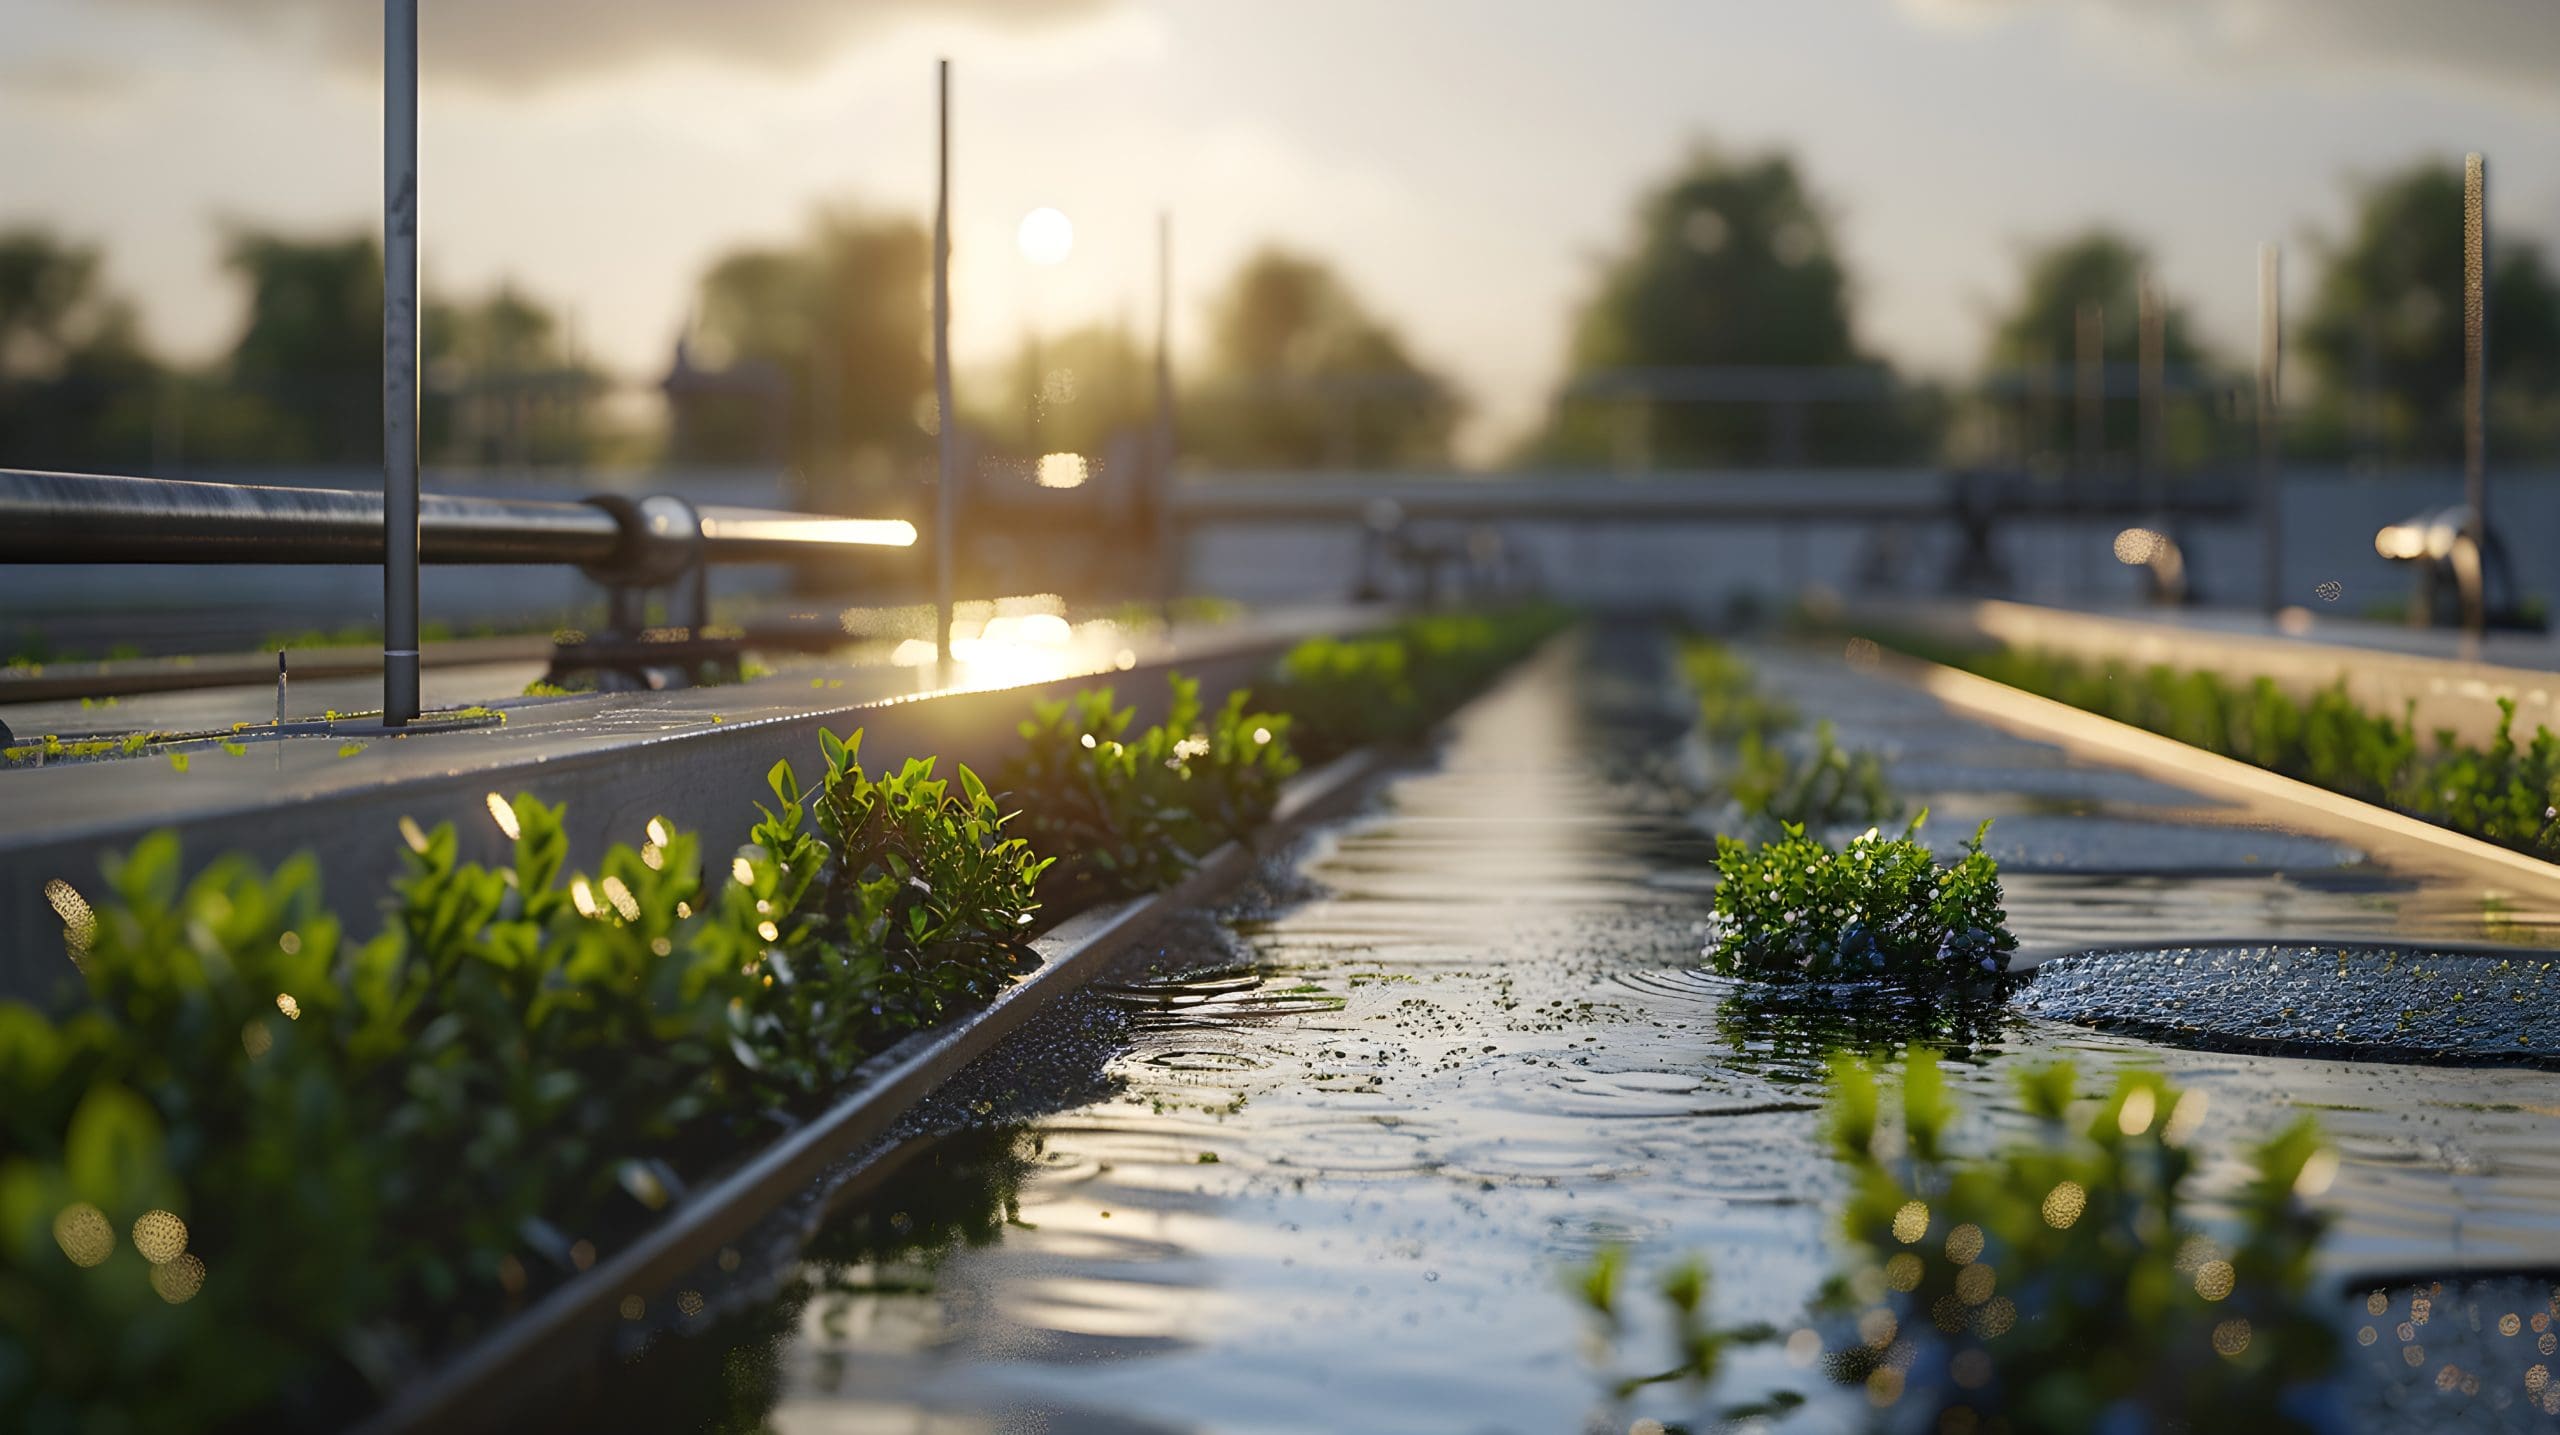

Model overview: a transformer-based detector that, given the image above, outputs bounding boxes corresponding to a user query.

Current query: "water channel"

[565,627,2560,1433]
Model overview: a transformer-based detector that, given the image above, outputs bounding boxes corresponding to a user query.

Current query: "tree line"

[3,148,2553,484]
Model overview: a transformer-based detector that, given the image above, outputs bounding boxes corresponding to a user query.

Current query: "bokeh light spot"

[131,1210,188,1264]
[149,1252,205,1303]
[1944,1223,1985,1266]
[2040,1181,2086,1229]
[53,1203,112,1267]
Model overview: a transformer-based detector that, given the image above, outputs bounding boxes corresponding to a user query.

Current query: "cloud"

[0,57,143,111]
[98,0,1122,91]
[1898,0,2560,106]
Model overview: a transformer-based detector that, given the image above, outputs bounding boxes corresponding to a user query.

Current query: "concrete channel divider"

[351,741,1391,1435]
[1875,597,2560,751]
[0,635,556,704]
[0,614,1372,1002]
[1892,652,2560,956]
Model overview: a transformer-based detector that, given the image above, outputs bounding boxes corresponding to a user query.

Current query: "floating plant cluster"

[1705,817,2015,985]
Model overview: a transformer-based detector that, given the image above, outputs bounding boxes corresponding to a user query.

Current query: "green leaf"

[64,1083,168,1213]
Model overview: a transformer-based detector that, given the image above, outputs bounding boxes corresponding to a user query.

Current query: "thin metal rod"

[2257,243,2284,618]
[2072,302,2103,482]
[2137,272,2162,512]
[2463,152,2490,639]
[1153,211,1178,615]
[932,58,957,670]
[383,0,421,725]
[2073,301,2103,599]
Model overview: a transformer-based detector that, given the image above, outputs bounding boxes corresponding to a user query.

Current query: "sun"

[1016,207,1075,266]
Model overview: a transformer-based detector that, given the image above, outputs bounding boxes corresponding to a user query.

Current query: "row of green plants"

[1920,639,2560,859]
[1572,1053,2342,1433]
[1273,606,1570,762]
[1682,637,1896,835]
[0,608,1565,1431]
[1640,637,2351,1431]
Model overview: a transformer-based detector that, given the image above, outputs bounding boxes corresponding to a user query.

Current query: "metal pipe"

[0,471,618,564]
[931,58,957,670]
[383,0,422,724]
[0,470,912,567]
[696,508,917,558]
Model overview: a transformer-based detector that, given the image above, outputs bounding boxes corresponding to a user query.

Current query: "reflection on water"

[2348,1277,2560,1429]
[595,630,2560,1434]
[526,1126,1043,1433]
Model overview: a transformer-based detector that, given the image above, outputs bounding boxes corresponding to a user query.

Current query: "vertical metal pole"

[2073,302,2103,599]
[381,0,421,726]
[1152,211,1179,615]
[2257,243,2284,619]
[2462,152,2490,639]
[2073,302,2103,483]
[2137,273,2162,513]
[932,59,957,671]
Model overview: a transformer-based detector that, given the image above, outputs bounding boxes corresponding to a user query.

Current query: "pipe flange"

[581,494,702,589]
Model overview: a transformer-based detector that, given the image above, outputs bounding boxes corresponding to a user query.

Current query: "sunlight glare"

[1017,207,1075,266]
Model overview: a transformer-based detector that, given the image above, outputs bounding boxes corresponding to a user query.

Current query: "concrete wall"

[1178,469,2560,621]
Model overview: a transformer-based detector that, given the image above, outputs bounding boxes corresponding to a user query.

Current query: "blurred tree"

[0,228,160,471]
[1983,229,2212,473]
[423,284,605,467]
[1535,145,1923,467]
[672,208,931,502]
[197,230,616,469]
[2297,159,2560,468]
[1184,247,1459,470]
[1986,231,2203,370]
[213,229,384,464]
[979,320,1152,461]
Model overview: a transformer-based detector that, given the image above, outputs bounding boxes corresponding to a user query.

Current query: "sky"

[3,0,2556,461]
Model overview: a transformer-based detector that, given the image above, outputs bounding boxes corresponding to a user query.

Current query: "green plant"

[999,675,1297,904]
[1683,638,1798,743]
[1820,1049,2338,1431]
[0,615,1564,1425]
[1271,633,1419,759]
[1270,605,1569,761]
[1707,815,2014,983]
[0,721,1055,1430]
[731,733,1054,1099]
[1730,719,1899,832]
[1567,1246,1736,1399]
[1932,643,2560,859]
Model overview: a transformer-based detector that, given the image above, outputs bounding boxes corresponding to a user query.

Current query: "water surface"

[595,631,2560,1433]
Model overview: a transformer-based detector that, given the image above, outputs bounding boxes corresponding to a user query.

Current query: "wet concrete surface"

[580,629,2560,1434]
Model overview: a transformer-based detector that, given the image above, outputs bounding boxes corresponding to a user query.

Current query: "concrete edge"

[354,743,1392,1435]
[1893,653,2560,908]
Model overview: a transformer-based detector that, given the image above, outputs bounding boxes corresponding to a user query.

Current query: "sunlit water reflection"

[593,631,2560,1433]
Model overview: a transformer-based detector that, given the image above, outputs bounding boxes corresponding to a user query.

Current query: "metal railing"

[0,467,917,692]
